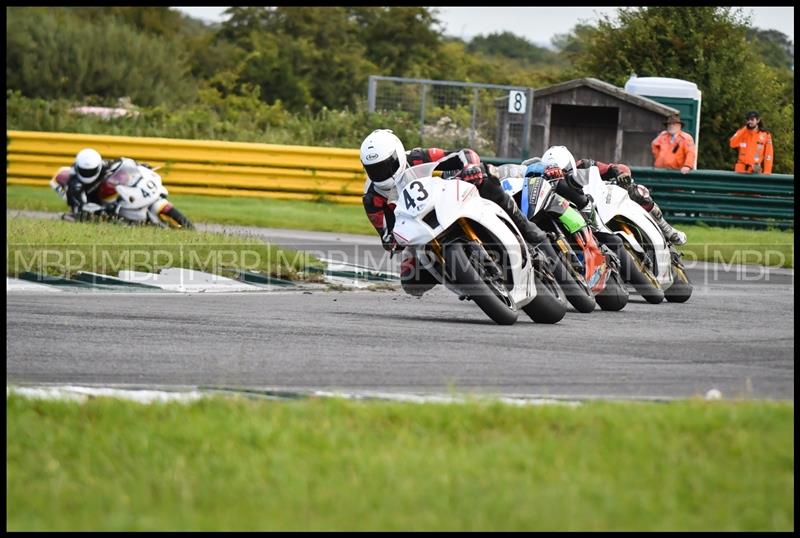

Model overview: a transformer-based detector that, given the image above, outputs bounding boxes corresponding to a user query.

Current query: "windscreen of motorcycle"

[105,158,142,187]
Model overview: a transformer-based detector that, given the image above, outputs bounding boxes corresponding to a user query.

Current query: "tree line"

[5,6,794,172]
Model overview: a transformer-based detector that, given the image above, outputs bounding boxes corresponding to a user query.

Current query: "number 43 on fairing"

[401,180,430,213]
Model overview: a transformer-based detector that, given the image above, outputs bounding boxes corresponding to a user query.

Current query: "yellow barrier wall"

[6,130,366,204]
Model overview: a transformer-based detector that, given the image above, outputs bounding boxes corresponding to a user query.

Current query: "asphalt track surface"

[6,218,795,400]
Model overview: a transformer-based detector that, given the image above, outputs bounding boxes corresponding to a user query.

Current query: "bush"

[6,7,197,107]
[562,7,794,174]
[6,91,423,150]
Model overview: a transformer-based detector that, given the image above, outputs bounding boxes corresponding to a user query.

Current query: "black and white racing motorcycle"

[391,152,567,325]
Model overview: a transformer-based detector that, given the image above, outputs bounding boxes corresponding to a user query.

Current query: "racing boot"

[504,194,556,273]
[649,203,687,245]
[530,239,559,276]
[399,248,438,297]
[627,182,686,245]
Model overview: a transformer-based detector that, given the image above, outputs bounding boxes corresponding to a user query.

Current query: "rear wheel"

[445,241,518,325]
[618,244,664,304]
[595,268,629,311]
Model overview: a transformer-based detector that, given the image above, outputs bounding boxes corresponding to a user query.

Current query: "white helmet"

[360,129,406,190]
[541,146,577,176]
[74,148,103,184]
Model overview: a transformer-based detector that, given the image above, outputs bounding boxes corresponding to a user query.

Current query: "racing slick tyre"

[664,263,693,303]
[522,269,568,324]
[618,244,664,304]
[595,269,629,311]
[445,240,518,325]
[552,253,596,313]
[163,206,195,230]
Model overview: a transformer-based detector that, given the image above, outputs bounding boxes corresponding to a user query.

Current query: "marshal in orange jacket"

[729,127,773,174]
[651,131,697,170]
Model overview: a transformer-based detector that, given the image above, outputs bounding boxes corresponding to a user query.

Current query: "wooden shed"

[496,77,679,166]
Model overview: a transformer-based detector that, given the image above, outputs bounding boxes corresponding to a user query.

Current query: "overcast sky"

[173,6,794,47]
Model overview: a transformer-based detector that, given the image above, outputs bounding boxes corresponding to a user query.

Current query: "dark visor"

[364,151,400,183]
[77,165,100,178]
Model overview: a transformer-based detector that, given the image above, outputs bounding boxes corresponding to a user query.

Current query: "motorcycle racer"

[360,129,557,296]
[53,148,154,220]
[540,146,687,245]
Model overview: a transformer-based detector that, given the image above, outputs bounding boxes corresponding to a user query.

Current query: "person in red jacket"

[729,111,773,174]
[651,114,696,174]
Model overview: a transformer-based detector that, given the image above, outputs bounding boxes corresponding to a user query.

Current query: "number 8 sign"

[508,90,527,114]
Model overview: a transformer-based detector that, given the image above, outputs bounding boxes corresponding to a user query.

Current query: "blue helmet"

[525,160,546,178]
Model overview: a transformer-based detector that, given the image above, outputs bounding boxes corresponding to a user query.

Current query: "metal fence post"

[419,84,428,144]
[367,76,377,113]
[470,88,478,149]
[521,87,534,161]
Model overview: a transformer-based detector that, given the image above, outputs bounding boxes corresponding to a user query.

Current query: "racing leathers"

[544,158,687,245]
[63,159,117,217]
[363,147,553,296]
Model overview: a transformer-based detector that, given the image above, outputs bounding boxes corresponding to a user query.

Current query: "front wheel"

[552,253,596,313]
[522,270,567,324]
[445,241,518,325]
[595,268,629,311]
[664,263,692,303]
[618,244,664,304]
[162,206,195,230]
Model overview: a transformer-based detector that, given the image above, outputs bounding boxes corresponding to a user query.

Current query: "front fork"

[551,209,611,293]
[147,198,175,227]
[421,218,477,274]
[426,218,506,285]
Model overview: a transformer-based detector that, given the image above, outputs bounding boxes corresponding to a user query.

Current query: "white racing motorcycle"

[391,152,567,325]
[50,157,194,229]
[576,165,692,304]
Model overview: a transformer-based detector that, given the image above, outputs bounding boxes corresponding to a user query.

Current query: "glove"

[615,172,633,189]
[543,166,565,181]
[459,163,487,186]
[104,201,120,217]
[484,163,499,181]
[381,229,399,252]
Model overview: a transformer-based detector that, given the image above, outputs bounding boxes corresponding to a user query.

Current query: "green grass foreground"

[6,216,323,280]
[7,184,794,267]
[6,395,793,531]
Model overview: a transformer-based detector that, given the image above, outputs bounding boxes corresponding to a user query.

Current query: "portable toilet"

[624,75,702,163]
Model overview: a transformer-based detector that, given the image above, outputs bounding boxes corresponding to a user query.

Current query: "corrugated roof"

[496,77,679,117]
[532,77,679,116]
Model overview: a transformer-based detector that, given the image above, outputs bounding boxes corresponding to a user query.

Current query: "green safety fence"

[485,157,794,230]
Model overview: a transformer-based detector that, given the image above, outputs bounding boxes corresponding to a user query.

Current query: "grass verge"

[6,185,794,267]
[7,184,372,234]
[6,216,324,280]
[678,224,793,269]
[6,394,793,531]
